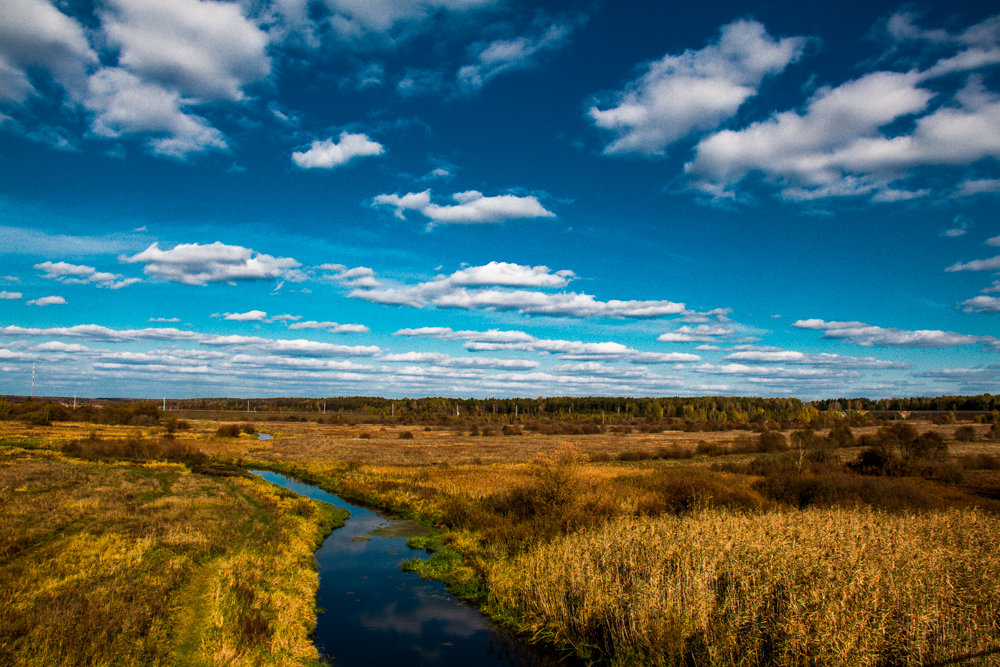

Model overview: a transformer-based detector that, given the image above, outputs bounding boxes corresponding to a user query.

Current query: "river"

[251,470,569,666]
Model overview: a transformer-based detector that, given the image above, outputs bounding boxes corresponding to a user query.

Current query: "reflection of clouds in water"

[359,597,486,638]
[488,627,571,667]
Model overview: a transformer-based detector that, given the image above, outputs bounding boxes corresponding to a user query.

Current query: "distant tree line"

[2,393,997,430]
[0,399,161,426]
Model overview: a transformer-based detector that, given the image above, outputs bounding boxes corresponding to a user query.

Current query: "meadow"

[0,439,345,666]
[1,402,999,665]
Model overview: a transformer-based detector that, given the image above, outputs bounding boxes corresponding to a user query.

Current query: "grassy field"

[2,415,999,664]
[0,443,346,666]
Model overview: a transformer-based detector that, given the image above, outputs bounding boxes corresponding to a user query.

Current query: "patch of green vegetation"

[401,543,484,603]
[368,520,435,540]
[405,533,443,551]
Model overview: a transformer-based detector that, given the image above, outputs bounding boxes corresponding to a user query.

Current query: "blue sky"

[1,0,998,399]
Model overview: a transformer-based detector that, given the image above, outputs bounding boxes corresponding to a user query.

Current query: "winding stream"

[251,471,567,666]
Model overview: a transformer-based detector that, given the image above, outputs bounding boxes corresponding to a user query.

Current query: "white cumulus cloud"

[373,190,555,228]
[292,132,385,169]
[35,260,140,289]
[347,262,685,319]
[686,13,1000,202]
[0,0,96,104]
[121,242,302,286]
[100,0,270,103]
[958,295,1000,313]
[84,68,228,159]
[590,19,808,156]
[27,295,67,306]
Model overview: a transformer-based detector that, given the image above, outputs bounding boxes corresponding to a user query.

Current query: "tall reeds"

[488,507,1000,665]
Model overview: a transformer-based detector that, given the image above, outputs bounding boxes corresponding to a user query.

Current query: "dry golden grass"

[4,418,1000,665]
[488,508,1000,665]
[0,446,342,666]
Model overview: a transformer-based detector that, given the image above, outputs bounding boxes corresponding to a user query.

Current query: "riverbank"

[0,446,345,666]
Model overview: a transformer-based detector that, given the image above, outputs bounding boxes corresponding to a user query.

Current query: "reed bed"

[488,507,1000,665]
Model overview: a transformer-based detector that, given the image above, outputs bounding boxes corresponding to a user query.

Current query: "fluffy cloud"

[26,295,67,306]
[344,261,685,319]
[395,326,699,363]
[121,242,302,285]
[686,13,1000,202]
[373,190,555,228]
[2,0,269,158]
[216,310,269,322]
[35,260,140,289]
[292,132,385,169]
[84,68,228,159]
[590,19,807,155]
[449,261,575,287]
[319,264,380,289]
[0,0,96,104]
[792,319,1000,349]
[657,324,734,343]
[100,0,270,102]
[0,291,22,299]
[958,295,1000,313]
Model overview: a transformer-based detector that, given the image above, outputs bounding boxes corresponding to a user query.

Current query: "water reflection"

[252,471,572,666]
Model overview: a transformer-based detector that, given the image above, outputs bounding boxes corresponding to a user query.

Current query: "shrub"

[216,424,241,438]
[902,431,948,461]
[959,453,1000,470]
[695,441,724,457]
[398,431,415,439]
[240,423,256,435]
[757,429,787,453]
[731,433,756,453]
[953,425,978,442]
[828,424,855,447]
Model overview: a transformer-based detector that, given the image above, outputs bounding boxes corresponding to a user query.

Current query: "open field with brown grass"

[2,411,1000,664]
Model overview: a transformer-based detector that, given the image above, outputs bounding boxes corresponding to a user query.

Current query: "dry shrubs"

[488,508,1000,666]
[62,434,207,466]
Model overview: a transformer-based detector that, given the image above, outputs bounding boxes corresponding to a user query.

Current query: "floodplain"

[1,397,999,665]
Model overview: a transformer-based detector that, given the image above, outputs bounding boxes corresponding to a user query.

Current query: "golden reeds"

[488,507,1000,665]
